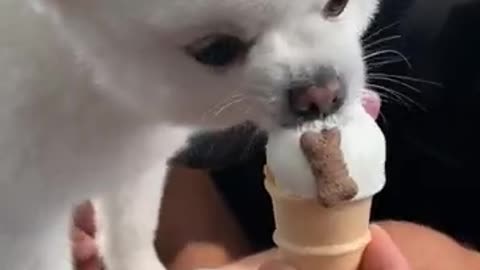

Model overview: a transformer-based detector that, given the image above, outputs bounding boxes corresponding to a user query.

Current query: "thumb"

[360,224,410,270]
[259,260,296,270]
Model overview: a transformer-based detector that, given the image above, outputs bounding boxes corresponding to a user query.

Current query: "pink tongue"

[361,89,381,120]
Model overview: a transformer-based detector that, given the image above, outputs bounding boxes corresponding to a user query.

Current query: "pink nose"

[288,79,344,119]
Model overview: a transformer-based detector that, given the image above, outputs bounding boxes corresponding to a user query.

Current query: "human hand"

[210,224,410,270]
[71,201,102,270]
[358,224,411,270]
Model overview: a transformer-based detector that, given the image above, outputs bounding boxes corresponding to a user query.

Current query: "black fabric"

[176,0,480,252]
[371,0,480,248]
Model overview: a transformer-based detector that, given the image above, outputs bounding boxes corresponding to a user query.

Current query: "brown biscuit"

[300,129,358,207]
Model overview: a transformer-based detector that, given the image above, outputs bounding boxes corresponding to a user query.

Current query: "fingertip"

[259,260,296,270]
[369,223,389,240]
[73,201,96,237]
[75,256,102,270]
[361,224,410,270]
[72,228,98,262]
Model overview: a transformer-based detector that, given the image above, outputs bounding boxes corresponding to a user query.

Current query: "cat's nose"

[287,77,345,120]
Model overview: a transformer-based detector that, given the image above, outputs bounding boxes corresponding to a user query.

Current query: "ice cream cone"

[264,166,372,270]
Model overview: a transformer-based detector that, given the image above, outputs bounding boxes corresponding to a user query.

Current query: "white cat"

[0,0,379,269]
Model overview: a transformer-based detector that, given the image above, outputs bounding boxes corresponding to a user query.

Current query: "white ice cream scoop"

[265,102,386,201]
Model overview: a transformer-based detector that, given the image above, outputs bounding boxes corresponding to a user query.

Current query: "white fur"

[0,0,378,269]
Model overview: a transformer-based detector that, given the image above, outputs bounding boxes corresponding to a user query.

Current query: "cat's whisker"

[202,93,245,120]
[367,58,405,68]
[364,49,412,69]
[363,35,402,51]
[369,75,422,93]
[213,96,247,117]
[367,83,426,111]
[362,20,401,43]
[369,73,442,86]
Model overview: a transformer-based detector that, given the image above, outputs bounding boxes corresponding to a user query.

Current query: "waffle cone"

[264,166,372,270]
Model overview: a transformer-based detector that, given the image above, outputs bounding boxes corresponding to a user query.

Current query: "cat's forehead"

[129,0,328,32]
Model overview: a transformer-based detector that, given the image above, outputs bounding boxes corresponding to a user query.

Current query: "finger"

[361,224,411,270]
[72,228,98,263]
[199,249,279,270]
[75,256,102,270]
[258,260,296,270]
[361,89,381,120]
[73,201,96,237]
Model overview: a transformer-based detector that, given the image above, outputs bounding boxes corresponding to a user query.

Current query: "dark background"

[173,0,480,251]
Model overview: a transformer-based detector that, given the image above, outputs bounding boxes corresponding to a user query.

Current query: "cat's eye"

[186,34,249,68]
[324,0,349,18]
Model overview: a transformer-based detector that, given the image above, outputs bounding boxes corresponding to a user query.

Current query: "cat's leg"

[0,209,74,270]
[95,126,191,270]
[95,163,169,270]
